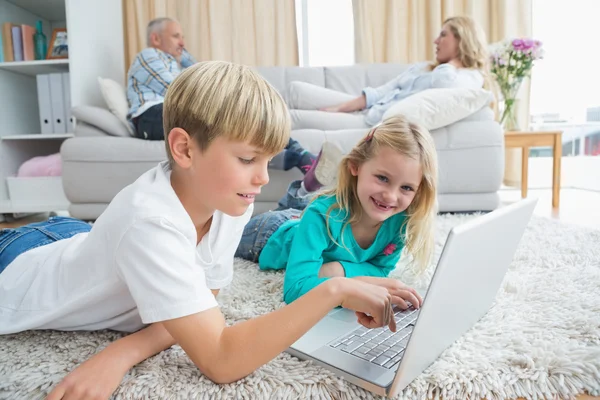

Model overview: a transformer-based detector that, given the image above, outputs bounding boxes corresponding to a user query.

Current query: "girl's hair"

[322,115,438,273]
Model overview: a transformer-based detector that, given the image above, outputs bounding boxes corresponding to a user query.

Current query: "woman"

[289,16,489,130]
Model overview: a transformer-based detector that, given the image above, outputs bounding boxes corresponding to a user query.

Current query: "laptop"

[287,198,538,397]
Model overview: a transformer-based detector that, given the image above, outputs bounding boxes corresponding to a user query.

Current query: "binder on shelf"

[49,73,67,134]
[21,24,35,61]
[61,72,73,132]
[36,74,53,134]
[11,26,23,62]
[2,23,14,62]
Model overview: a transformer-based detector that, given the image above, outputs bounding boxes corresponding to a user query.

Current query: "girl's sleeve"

[282,205,332,304]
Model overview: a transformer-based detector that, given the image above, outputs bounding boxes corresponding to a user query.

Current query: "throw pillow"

[97,77,134,135]
[71,105,131,138]
[382,88,494,131]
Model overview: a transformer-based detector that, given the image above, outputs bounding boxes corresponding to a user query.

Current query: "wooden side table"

[504,130,562,208]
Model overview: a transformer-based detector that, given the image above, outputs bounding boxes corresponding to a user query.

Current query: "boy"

[0,61,396,399]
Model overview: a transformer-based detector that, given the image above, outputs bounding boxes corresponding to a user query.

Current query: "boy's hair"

[323,115,438,273]
[163,61,290,165]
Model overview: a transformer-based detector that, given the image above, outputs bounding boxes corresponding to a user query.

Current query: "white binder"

[36,74,53,134]
[61,72,73,132]
[49,73,66,134]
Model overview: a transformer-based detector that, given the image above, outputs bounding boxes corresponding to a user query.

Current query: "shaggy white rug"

[1,214,599,400]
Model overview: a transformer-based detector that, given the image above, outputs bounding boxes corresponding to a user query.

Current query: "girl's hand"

[46,350,129,400]
[353,276,423,309]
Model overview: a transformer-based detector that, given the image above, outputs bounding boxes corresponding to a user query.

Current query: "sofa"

[61,63,504,220]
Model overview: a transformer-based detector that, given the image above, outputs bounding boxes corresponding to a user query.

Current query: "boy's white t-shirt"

[0,161,252,334]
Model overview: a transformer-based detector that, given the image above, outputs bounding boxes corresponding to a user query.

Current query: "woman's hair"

[163,61,290,166]
[439,16,488,71]
[322,115,438,273]
[429,16,491,90]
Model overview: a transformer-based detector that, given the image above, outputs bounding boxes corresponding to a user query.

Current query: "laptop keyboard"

[328,307,419,369]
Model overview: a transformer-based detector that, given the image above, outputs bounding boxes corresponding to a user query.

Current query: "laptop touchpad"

[329,308,358,323]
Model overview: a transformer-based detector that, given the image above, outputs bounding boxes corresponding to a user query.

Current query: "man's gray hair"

[146,17,176,47]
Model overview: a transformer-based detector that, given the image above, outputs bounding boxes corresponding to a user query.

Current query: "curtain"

[123,0,299,69]
[353,0,533,186]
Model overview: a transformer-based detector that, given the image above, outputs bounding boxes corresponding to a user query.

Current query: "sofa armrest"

[72,105,131,138]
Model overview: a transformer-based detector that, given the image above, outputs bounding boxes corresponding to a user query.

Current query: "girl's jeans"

[0,216,91,274]
[235,180,314,263]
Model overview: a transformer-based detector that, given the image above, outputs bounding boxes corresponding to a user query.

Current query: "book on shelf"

[11,26,23,62]
[21,25,36,61]
[2,23,14,62]
[1,22,43,63]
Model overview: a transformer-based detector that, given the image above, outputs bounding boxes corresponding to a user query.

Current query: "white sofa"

[61,63,504,220]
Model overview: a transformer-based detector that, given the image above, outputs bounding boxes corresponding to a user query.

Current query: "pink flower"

[383,243,396,256]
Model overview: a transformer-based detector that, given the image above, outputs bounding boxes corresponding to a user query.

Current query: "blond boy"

[0,61,395,399]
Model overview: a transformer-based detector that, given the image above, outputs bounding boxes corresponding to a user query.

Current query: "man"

[126,18,316,173]
[127,18,196,140]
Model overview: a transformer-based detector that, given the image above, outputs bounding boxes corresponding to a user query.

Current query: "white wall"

[66,0,124,107]
[0,0,52,37]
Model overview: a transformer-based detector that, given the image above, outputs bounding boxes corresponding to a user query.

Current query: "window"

[530,0,600,123]
[295,0,354,67]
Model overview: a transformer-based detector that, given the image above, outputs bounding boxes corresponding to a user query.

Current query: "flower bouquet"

[490,38,544,130]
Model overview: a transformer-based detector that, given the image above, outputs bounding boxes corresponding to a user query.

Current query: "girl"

[289,16,488,130]
[236,115,438,309]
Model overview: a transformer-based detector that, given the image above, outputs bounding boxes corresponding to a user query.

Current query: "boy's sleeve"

[339,239,404,278]
[180,48,197,68]
[282,205,332,304]
[115,217,217,324]
[134,48,177,97]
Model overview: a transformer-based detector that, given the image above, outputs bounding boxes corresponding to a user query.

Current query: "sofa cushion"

[97,77,134,136]
[71,106,131,137]
[382,88,494,130]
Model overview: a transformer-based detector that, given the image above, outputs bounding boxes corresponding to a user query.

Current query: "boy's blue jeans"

[235,180,315,263]
[0,216,91,274]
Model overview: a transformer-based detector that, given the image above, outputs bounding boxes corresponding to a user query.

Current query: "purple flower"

[512,39,524,50]
[523,38,535,50]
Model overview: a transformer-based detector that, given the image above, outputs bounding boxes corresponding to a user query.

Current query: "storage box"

[6,176,69,207]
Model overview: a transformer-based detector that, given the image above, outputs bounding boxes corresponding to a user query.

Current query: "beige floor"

[499,187,600,229]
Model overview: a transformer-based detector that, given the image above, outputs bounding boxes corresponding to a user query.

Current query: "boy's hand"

[46,350,129,400]
[338,279,396,332]
[353,276,423,309]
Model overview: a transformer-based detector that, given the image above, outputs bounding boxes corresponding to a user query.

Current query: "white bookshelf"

[2,133,74,140]
[0,0,71,214]
[0,59,69,76]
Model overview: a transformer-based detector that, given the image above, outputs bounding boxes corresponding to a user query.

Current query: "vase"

[500,98,520,131]
[34,20,47,60]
